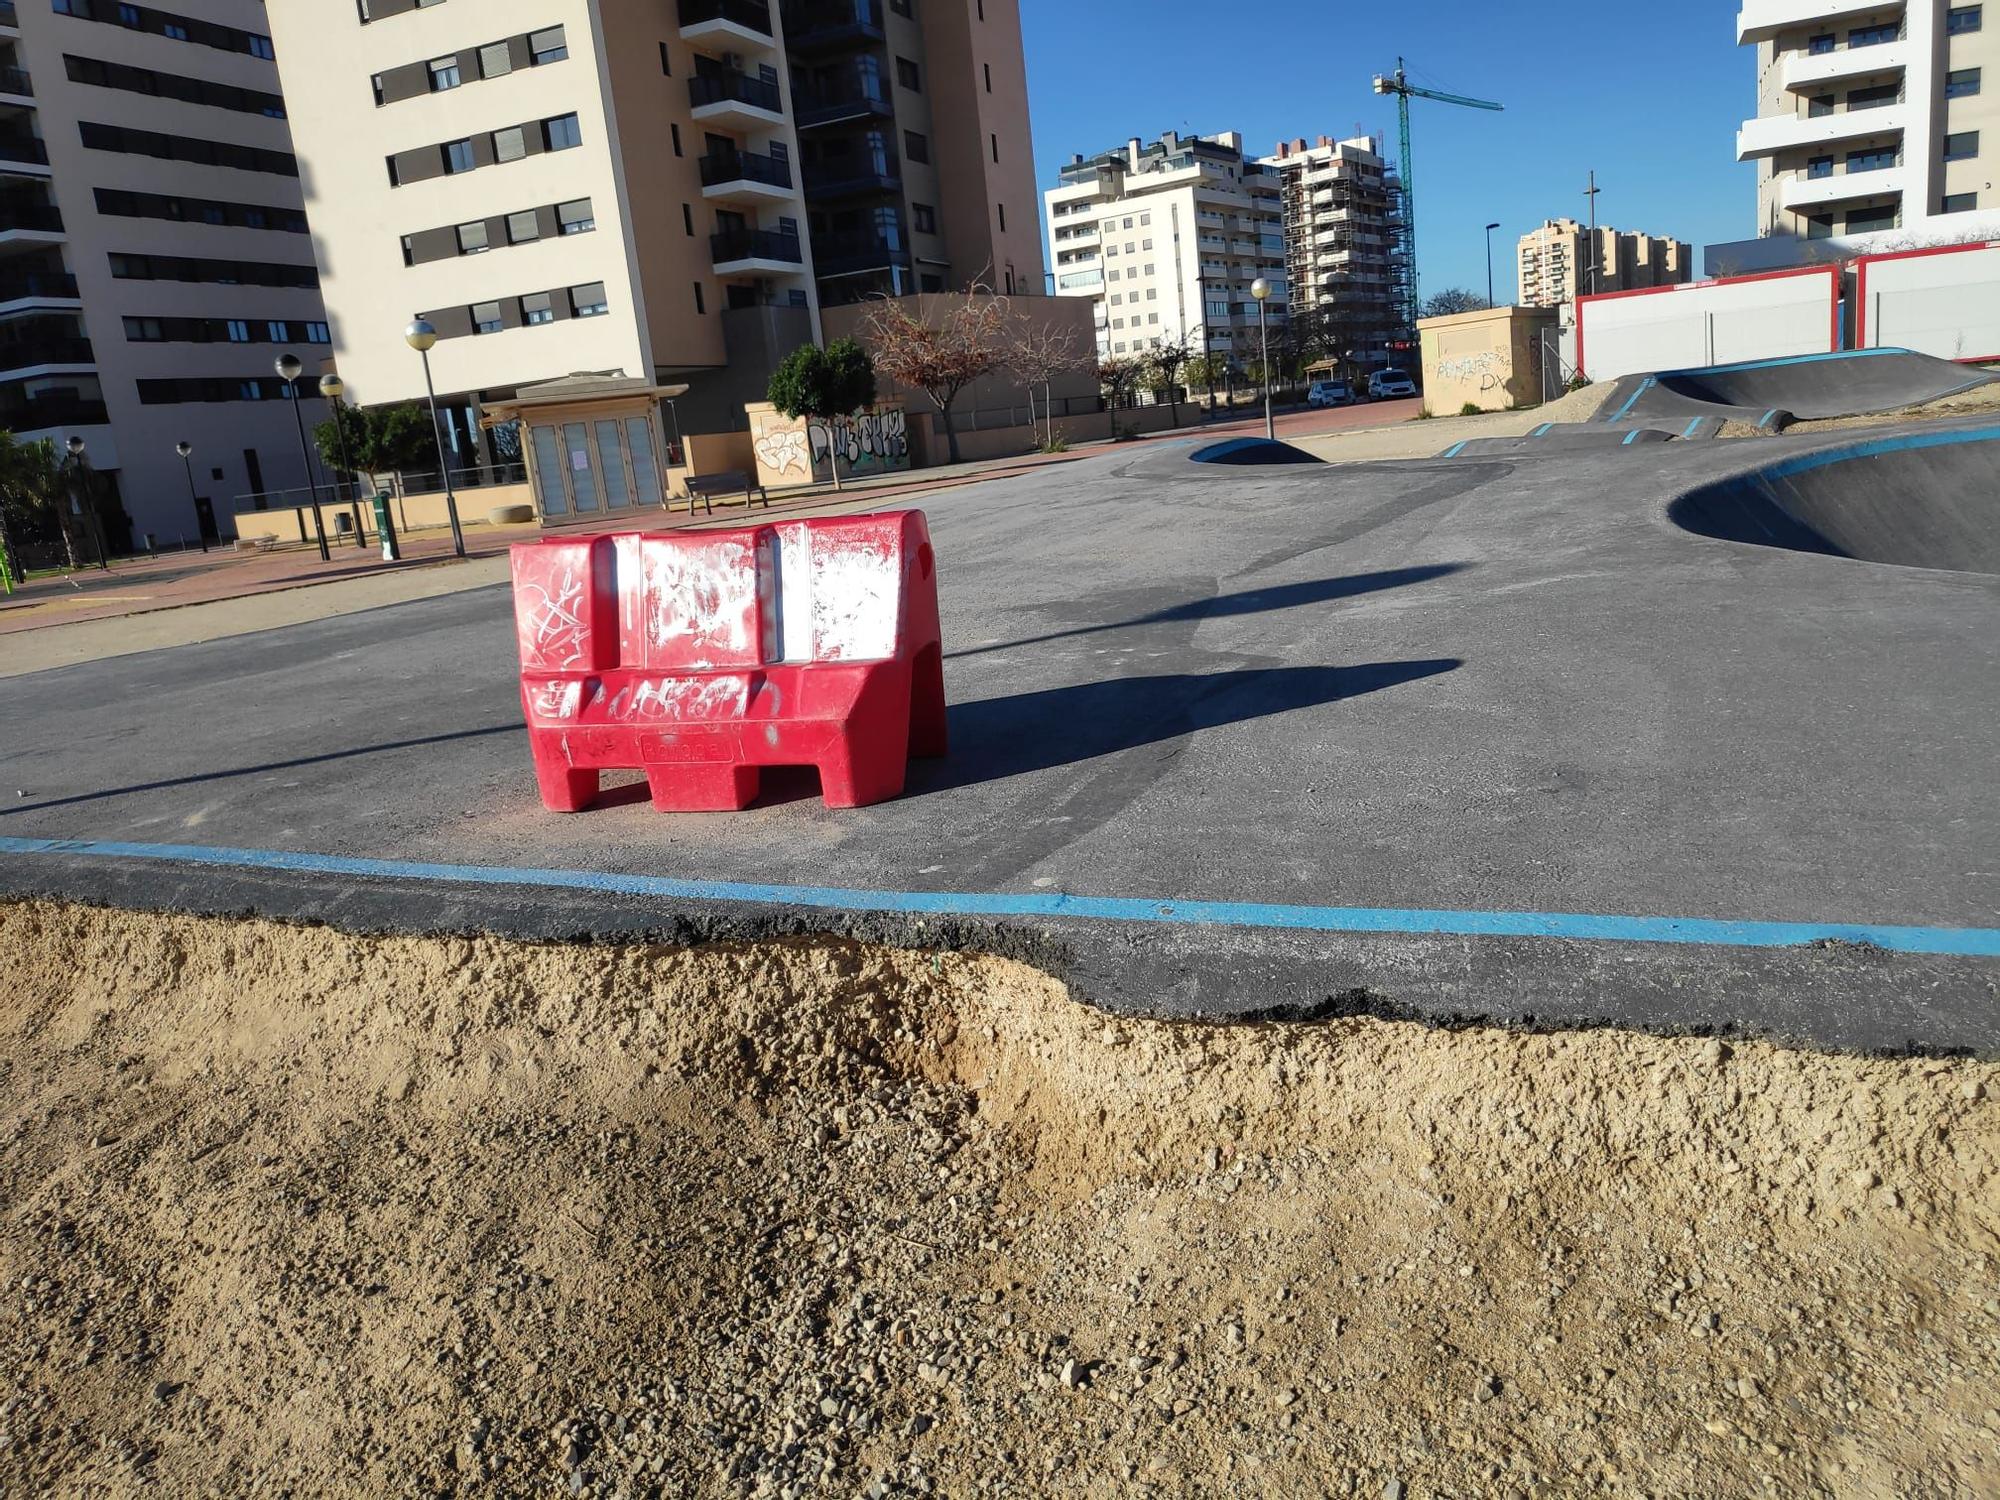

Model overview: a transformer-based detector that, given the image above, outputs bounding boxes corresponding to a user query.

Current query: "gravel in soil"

[1,900,1997,1498]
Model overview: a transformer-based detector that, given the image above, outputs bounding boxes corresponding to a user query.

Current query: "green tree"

[1144,334,1195,428]
[312,403,437,487]
[0,431,71,574]
[766,337,877,490]
[1419,287,1491,319]
[1184,352,1229,401]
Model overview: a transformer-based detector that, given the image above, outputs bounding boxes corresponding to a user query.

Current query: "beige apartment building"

[1261,134,1408,374]
[265,0,1043,469]
[1,0,334,549]
[1517,218,1691,307]
[1734,0,1999,250]
[1044,130,1288,369]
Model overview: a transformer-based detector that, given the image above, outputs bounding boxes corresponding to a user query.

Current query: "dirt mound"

[2,901,1996,1498]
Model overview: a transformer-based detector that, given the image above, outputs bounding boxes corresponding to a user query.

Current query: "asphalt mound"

[1604,348,1997,433]
[1671,423,2000,574]
[1190,437,1323,465]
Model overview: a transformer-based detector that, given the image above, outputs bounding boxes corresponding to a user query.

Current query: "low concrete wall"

[232,482,536,543]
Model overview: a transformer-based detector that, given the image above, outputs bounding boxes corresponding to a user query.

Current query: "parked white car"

[1306,380,1355,408]
[1368,368,1418,400]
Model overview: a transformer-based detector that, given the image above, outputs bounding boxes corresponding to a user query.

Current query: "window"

[1846,146,1898,172]
[912,201,935,233]
[1848,22,1899,45]
[1948,68,1982,97]
[990,132,998,163]
[1846,204,1898,232]
[895,56,920,90]
[457,220,489,254]
[571,282,608,317]
[997,203,1006,231]
[522,291,554,325]
[1807,154,1834,179]
[1809,93,1835,117]
[401,234,416,265]
[372,73,387,105]
[479,42,512,79]
[692,281,704,315]
[494,125,528,163]
[671,122,682,157]
[1140,213,1150,225]
[544,113,581,150]
[1808,32,1835,54]
[1945,130,1980,161]
[530,26,567,64]
[443,138,475,174]
[659,41,671,74]
[473,300,504,334]
[226,319,249,341]
[306,322,330,344]
[904,130,929,164]
[1847,81,1900,109]
[428,57,461,91]
[1949,5,1982,33]
[1944,191,1979,212]
[507,209,540,243]
[558,198,594,234]
[984,62,991,92]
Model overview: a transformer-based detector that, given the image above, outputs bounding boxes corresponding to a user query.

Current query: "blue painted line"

[1682,417,1704,438]
[1658,347,1908,378]
[1606,376,1655,425]
[1622,429,1644,446]
[3,836,1997,957]
[1531,423,1554,438]
[1757,408,1780,429]
[1440,441,1467,458]
[1759,421,2000,484]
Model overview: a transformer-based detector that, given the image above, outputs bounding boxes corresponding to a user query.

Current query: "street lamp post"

[1250,277,1274,441]
[276,353,329,561]
[175,440,207,553]
[318,372,367,549]
[64,435,109,571]
[1485,222,1502,310]
[404,316,466,558]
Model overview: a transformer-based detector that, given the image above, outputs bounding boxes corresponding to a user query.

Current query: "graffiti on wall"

[1435,349,1505,392]
[751,405,911,486]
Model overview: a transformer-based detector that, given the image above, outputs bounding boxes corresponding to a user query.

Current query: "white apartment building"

[1,0,334,549]
[1518,218,1690,307]
[1044,130,1287,368]
[1261,135,1406,374]
[1720,0,2000,270]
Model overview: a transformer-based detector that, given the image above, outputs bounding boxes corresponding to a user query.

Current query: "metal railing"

[699,148,792,191]
[0,201,61,232]
[0,66,30,97]
[0,398,109,429]
[781,0,884,52]
[0,336,94,370]
[0,2,17,28]
[677,0,773,35]
[688,70,782,114]
[792,83,891,128]
[710,227,801,265]
[0,135,48,166]
[0,269,76,300]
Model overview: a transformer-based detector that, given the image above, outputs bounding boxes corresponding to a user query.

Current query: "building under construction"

[1262,136,1413,376]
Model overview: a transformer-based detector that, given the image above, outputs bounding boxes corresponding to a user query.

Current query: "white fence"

[1575,266,1841,382]
[1854,241,2000,363]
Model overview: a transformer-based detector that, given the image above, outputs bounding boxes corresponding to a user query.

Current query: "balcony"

[678,0,776,52]
[811,231,909,279]
[0,65,29,101]
[710,227,802,274]
[1778,160,1908,212]
[688,70,785,130]
[1780,36,1909,93]
[1736,101,1905,160]
[792,82,891,129]
[0,133,49,175]
[802,161,900,200]
[0,335,93,373]
[1737,1,1897,45]
[0,396,108,430]
[782,0,886,55]
[0,2,16,32]
[0,267,74,297]
[700,148,797,204]
[0,199,60,235]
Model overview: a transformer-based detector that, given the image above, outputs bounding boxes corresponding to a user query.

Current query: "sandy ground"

[2,901,1995,1499]
[1287,385,1621,464]
[1775,380,2000,435]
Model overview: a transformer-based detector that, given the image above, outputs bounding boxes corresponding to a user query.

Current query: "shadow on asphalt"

[3,725,523,817]
[909,660,1463,794]
[948,565,1467,661]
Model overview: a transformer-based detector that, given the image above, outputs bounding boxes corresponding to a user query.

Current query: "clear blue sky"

[1020,0,1754,298]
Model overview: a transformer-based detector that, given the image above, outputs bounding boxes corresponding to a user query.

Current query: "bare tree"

[860,287,1012,465]
[1008,319,1084,448]
[1144,333,1196,429]
[1097,354,1143,412]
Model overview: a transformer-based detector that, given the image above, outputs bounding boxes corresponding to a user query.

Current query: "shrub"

[1459,402,1483,417]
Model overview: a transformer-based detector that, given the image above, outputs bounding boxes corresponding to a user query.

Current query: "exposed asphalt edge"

[3,854,1994,1059]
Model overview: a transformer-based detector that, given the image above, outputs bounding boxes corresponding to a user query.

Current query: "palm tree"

[0,431,75,573]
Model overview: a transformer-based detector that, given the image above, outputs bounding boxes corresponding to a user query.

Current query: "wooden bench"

[682,469,769,516]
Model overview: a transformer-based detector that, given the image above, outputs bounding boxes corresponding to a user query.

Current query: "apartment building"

[1517,218,1691,307]
[1,0,333,549]
[1045,130,1288,368]
[1724,0,1999,266]
[265,0,1042,455]
[1261,135,1407,374]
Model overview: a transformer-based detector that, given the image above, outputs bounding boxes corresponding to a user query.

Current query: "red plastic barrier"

[510,511,946,812]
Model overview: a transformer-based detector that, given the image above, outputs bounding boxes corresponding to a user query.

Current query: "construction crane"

[1372,58,1504,335]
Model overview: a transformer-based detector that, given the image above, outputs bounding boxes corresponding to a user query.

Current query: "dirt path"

[1,901,1995,1498]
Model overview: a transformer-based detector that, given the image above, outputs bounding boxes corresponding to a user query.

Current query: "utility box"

[1418,304,1558,414]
